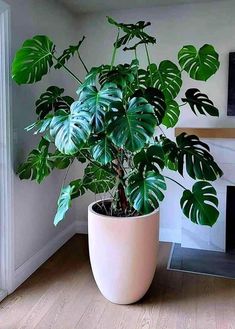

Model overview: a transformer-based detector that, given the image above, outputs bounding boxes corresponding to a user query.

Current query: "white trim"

[13,222,77,291]
[0,2,14,295]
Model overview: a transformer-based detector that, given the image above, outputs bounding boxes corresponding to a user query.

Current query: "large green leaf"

[35,86,74,119]
[83,164,115,193]
[126,171,166,214]
[50,105,91,155]
[55,36,85,69]
[134,145,165,173]
[12,35,55,84]
[180,181,219,226]
[107,17,156,49]
[176,133,223,180]
[106,98,156,152]
[162,100,180,128]
[90,134,116,165]
[78,83,122,132]
[54,179,85,226]
[178,44,220,81]
[182,88,219,117]
[17,138,54,183]
[148,61,182,100]
[133,87,166,125]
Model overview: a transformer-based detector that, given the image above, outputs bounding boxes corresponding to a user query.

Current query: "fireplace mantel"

[175,128,235,139]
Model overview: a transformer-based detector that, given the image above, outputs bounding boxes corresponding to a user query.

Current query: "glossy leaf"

[134,87,166,125]
[50,105,92,155]
[77,65,106,94]
[35,86,74,119]
[78,83,122,132]
[106,98,156,152]
[182,88,219,117]
[25,114,53,135]
[12,35,55,84]
[148,61,182,100]
[180,181,219,226]
[17,138,54,183]
[55,36,85,69]
[99,60,138,89]
[83,164,115,193]
[178,44,220,81]
[162,100,180,128]
[54,179,85,226]
[126,171,166,214]
[176,133,223,180]
[90,135,116,165]
[134,145,165,173]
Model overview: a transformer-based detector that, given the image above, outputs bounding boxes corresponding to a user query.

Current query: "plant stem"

[159,126,167,138]
[77,51,89,73]
[179,102,187,107]
[60,162,72,190]
[164,175,187,190]
[134,48,140,88]
[110,29,120,70]
[53,55,83,84]
[145,44,153,85]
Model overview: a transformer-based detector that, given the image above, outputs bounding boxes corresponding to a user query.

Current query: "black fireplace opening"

[226,186,235,253]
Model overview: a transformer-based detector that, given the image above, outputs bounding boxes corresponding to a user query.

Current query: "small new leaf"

[55,36,86,69]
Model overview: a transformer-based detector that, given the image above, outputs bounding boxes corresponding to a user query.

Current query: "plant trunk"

[118,182,128,213]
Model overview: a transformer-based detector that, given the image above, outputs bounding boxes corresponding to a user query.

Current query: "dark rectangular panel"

[226,186,235,252]
[227,52,235,116]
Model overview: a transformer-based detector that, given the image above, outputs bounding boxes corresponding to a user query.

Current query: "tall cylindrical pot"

[88,201,159,304]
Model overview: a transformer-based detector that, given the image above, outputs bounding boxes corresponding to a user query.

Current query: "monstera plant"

[12,17,222,227]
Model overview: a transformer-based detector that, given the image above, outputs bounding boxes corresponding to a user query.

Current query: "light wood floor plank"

[1,235,235,329]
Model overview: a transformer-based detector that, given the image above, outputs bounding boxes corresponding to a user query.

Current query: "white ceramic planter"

[88,201,159,304]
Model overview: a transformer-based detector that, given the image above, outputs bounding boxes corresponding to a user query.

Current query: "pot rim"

[88,199,159,220]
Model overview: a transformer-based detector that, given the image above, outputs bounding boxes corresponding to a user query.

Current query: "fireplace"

[226,186,235,253]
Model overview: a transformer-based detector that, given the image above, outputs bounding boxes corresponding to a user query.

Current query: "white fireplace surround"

[181,138,235,252]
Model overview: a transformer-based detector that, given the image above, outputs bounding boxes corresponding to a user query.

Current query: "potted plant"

[12,17,222,304]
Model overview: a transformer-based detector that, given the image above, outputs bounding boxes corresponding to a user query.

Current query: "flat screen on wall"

[227,52,235,116]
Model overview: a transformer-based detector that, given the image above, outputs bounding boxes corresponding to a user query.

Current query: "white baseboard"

[13,221,77,292]
[159,228,181,243]
[0,289,7,302]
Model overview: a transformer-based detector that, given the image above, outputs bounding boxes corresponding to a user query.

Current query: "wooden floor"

[1,235,235,329]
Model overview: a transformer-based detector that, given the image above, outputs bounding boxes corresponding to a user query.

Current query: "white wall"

[5,0,86,287]
[73,0,235,244]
